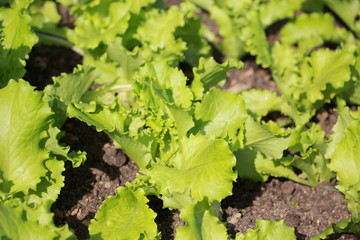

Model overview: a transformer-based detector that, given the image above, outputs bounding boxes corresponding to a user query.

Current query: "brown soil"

[223,179,351,240]
[24,45,82,90]
[223,60,279,94]
[51,119,139,239]
[315,107,338,137]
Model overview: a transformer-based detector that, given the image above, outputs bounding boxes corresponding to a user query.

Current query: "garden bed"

[2,0,360,239]
[24,45,358,240]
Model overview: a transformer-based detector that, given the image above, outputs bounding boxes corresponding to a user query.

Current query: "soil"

[51,119,139,239]
[24,45,82,90]
[223,60,279,95]
[223,179,352,240]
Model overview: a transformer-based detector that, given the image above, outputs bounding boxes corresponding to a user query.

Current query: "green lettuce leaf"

[45,66,99,105]
[259,0,304,27]
[0,3,37,50]
[302,49,354,104]
[289,124,333,186]
[89,185,158,240]
[136,62,193,109]
[236,219,296,240]
[67,101,153,169]
[191,57,242,100]
[273,47,355,125]
[134,2,194,66]
[0,80,51,195]
[206,4,244,59]
[175,16,211,67]
[322,0,360,37]
[84,38,144,86]
[0,199,74,240]
[69,0,155,49]
[194,88,246,143]
[44,65,100,124]
[235,148,310,185]
[241,89,282,120]
[0,140,75,239]
[327,107,360,223]
[176,200,227,240]
[241,7,271,67]
[0,1,38,87]
[243,117,291,159]
[280,13,336,55]
[44,125,86,168]
[148,134,237,202]
[234,148,268,182]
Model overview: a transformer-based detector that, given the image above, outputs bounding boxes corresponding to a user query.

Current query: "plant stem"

[36,31,84,56]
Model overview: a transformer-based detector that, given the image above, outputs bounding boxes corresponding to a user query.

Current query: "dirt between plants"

[223,179,354,240]
[24,45,358,240]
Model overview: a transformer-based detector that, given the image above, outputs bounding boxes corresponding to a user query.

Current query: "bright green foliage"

[46,66,99,105]
[136,62,194,109]
[134,2,192,65]
[299,49,354,104]
[288,123,334,186]
[44,126,86,168]
[3,0,360,239]
[189,0,255,59]
[175,16,211,67]
[149,134,237,202]
[194,88,246,142]
[273,48,355,125]
[234,148,267,182]
[280,13,337,55]
[0,0,38,87]
[192,57,242,100]
[236,219,296,240]
[0,199,74,240]
[322,0,360,37]
[0,79,77,239]
[68,101,153,169]
[259,0,304,27]
[0,5,37,50]
[241,89,282,119]
[0,157,75,239]
[327,106,360,232]
[235,147,311,185]
[69,0,155,49]
[89,185,158,240]
[206,4,244,59]
[0,80,51,195]
[241,7,271,67]
[346,52,360,105]
[243,117,291,159]
[29,0,70,45]
[176,200,228,240]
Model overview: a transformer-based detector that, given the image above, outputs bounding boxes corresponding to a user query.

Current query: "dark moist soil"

[223,178,353,240]
[51,119,139,239]
[223,59,279,95]
[24,45,82,90]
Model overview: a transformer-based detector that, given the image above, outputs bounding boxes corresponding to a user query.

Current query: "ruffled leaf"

[148,134,237,202]
[176,200,227,240]
[194,88,246,143]
[0,80,51,195]
[89,185,158,240]
[236,219,296,240]
[191,57,242,100]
